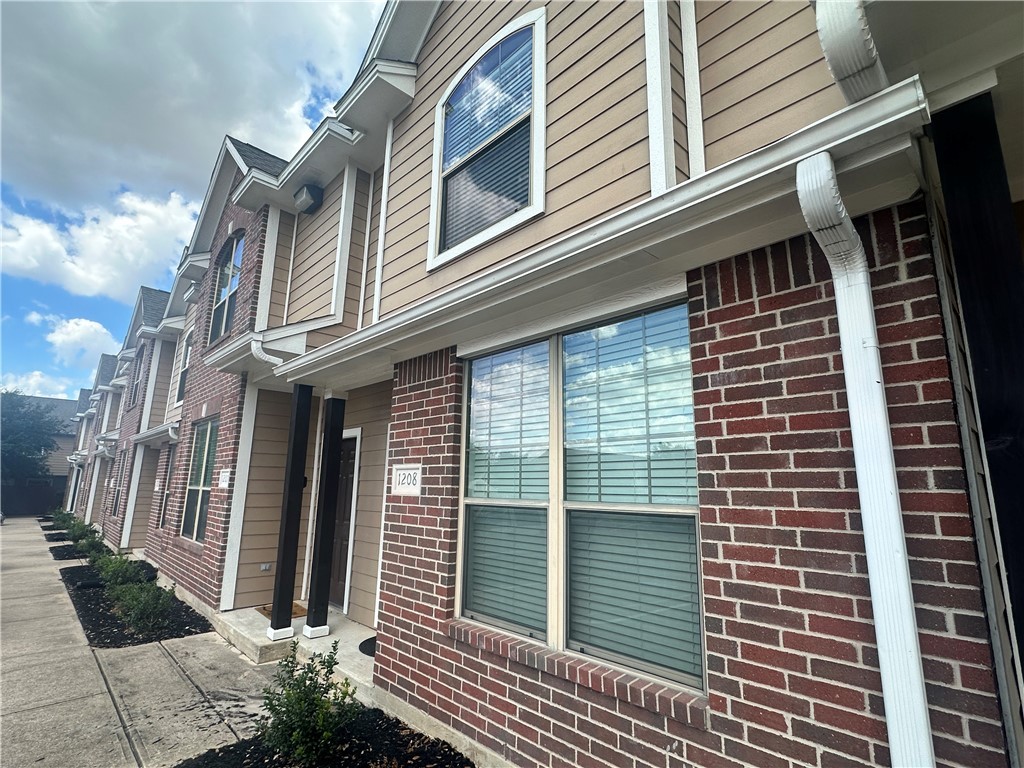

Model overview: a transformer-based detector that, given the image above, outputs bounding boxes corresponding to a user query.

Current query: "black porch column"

[303,397,347,636]
[267,383,313,639]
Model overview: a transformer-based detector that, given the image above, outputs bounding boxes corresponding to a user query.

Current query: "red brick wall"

[373,200,1008,768]
[143,175,268,609]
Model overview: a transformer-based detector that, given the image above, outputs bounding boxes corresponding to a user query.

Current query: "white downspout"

[797,151,935,767]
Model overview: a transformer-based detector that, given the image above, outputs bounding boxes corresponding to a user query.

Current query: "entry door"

[329,438,358,608]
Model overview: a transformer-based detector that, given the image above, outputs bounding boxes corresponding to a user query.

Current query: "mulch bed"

[59,564,212,648]
[40,523,63,531]
[44,532,69,542]
[172,707,474,768]
[50,544,83,560]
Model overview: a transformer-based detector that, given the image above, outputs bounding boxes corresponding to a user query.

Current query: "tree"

[1,390,62,481]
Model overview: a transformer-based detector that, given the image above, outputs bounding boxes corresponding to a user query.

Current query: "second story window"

[427,8,547,269]
[176,333,192,404]
[210,234,244,343]
[129,345,144,407]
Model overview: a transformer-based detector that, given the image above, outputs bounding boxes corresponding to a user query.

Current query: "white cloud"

[44,317,121,369]
[2,192,199,302]
[1,371,75,399]
[1,2,383,209]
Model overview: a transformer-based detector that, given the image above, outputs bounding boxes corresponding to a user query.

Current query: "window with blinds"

[428,9,546,269]
[182,419,218,541]
[461,303,703,687]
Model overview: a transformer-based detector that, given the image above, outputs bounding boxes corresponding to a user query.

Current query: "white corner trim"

[302,624,330,639]
[357,169,376,330]
[372,119,395,324]
[283,210,299,324]
[220,381,259,611]
[372,421,393,630]
[255,207,282,332]
[797,151,934,768]
[119,447,145,550]
[301,398,327,601]
[425,7,547,271]
[815,0,889,104]
[341,426,362,616]
[332,162,357,320]
[644,0,675,195]
[679,0,705,177]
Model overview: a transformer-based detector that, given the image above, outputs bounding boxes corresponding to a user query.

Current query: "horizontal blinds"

[443,27,533,172]
[441,119,531,251]
[563,305,697,505]
[568,510,701,680]
[467,342,549,500]
[464,505,547,634]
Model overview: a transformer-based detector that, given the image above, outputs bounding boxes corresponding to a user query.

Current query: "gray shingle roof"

[21,395,79,434]
[227,136,289,177]
[139,286,170,327]
[95,354,118,388]
[75,388,92,413]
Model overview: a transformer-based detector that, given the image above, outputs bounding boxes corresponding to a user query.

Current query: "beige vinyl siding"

[342,380,391,627]
[697,1,844,169]
[339,171,371,332]
[47,435,74,475]
[234,389,319,608]
[147,339,174,431]
[667,0,689,181]
[287,171,344,324]
[128,447,158,549]
[376,0,650,319]
[268,212,296,329]
[361,166,384,328]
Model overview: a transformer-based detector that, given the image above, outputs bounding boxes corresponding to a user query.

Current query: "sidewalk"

[0,516,275,767]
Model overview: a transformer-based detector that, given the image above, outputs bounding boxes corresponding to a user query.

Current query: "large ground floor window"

[182,419,217,541]
[460,303,701,687]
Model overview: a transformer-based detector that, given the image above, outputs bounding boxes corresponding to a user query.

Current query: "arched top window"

[210,233,244,342]
[176,332,192,404]
[427,8,546,269]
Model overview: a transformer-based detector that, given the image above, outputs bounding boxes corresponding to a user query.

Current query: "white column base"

[302,624,329,639]
[267,626,294,641]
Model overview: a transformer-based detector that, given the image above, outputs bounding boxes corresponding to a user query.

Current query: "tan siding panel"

[268,212,295,329]
[128,447,159,549]
[667,0,688,181]
[379,0,648,318]
[148,339,174,431]
[699,1,843,169]
[288,173,344,324]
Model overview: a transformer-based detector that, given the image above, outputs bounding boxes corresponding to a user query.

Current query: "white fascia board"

[188,140,235,254]
[278,77,929,385]
[132,422,180,446]
[333,59,417,133]
[356,0,440,76]
[157,315,186,336]
[223,138,251,174]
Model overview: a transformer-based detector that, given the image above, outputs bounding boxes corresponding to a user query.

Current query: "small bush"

[51,509,75,529]
[260,641,359,767]
[108,582,175,633]
[78,538,111,564]
[66,519,96,542]
[96,555,147,587]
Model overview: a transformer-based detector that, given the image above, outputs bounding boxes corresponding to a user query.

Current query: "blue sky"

[1,1,382,398]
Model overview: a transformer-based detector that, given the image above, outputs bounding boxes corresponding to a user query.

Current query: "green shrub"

[77,538,111,564]
[51,509,74,529]
[96,555,146,587]
[259,641,358,767]
[108,582,175,633]
[66,519,96,542]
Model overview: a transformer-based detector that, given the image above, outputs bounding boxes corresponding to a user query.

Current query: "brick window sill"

[447,619,709,731]
[174,537,203,555]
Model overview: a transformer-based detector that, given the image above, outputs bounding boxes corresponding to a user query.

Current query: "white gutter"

[797,151,935,768]
[816,0,889,105]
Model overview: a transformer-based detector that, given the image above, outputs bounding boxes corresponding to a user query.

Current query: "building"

[70,354,120,524]
[2,393,78,517]
[96,2,1024,766]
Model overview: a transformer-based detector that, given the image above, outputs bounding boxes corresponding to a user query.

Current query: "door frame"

[339,427,362,615]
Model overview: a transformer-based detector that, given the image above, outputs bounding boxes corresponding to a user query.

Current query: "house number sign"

[392,464,422,496]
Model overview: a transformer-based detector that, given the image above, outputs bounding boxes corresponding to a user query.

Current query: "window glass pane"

[188,422,209,486]
[182,488,199,537]
[568,510,701,681]
[443,27,532,172]
[211,303,225,341]
[224,293,236,336]
[217,262,231,303]
[196,490,210,541]
[467,341,549,500]
[441,119,531,252]
[232,237,245,269]
[464,504,547,634]
[202,421,219,486]
[563,305,696,505]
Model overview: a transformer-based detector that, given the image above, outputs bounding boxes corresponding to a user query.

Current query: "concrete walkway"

[0,516,275,767]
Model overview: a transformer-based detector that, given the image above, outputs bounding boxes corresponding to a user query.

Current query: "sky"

[1,1,383,399]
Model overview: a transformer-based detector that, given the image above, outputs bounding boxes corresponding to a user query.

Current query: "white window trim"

[181,419,217,541]
[175,332,192,406]
[210,234,244,343]
[425,7,547,271]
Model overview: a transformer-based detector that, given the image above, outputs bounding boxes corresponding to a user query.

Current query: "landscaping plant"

[96,554,147,587]
[50,509,75,529]
[259,641,359,767]
[108,582,175,632]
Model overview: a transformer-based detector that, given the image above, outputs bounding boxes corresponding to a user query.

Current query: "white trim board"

[119,447,145,550]
[255,207,282,332]
[645,0,675,194]
[679,0,705,177]
[220,381,259,611]
[372,120,395,324]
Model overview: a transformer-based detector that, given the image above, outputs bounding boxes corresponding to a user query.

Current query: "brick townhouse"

[69,354,119,525]
[87,1,1024,766]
